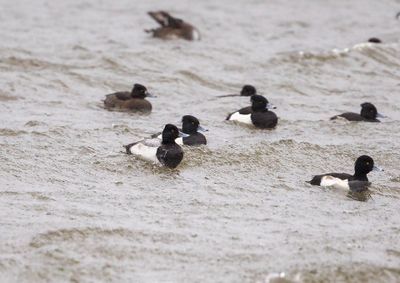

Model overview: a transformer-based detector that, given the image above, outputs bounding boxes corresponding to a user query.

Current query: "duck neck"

[252,107,267,112]
[131,90,145,99]
[162,138,176,145]
[353,172,368,181]
[182,128,196,135]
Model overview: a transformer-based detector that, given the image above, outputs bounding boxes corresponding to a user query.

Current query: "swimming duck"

[178,115,208,145]
[308,155,383,187]
[104,83,154,112]
[153,115,207,146]
[319,176,372,201]
[124,124,188,168]
[368,37,382,44]
[219,85,257,98]
[331,102,385,122]
[226,95,278,129]
[146,11,200,41]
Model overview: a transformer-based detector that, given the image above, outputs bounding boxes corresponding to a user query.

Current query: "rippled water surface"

[1,0,400,282]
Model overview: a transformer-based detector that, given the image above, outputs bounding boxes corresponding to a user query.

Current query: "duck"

[330,102,386,122]
[124,124,188,168]
[104,83,154,112]
[152,115,208,146]
[219,85,257,98]
[319,176,372,201]
[307,155,383,187]
[368,37,382,44]
[178,115,208,145]
[226,95,278,129]
[145,11,200,41]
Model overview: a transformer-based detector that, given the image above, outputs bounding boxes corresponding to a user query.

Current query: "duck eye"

[366,162,370,165]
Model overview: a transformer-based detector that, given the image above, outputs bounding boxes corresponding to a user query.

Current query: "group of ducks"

[102,11,387,201]
[103,81,385,201]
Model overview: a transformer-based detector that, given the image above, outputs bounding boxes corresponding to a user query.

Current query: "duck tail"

[123,142,137,154]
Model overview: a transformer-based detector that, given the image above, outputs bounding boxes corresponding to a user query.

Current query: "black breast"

[156,144,184,168]
[251,111,278,129]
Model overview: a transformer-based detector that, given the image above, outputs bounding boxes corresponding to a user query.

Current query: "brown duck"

[146,11,200,41]
[104,83,154,112]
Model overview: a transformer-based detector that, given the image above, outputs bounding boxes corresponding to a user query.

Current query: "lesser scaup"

[146,11,200,41]
[153,115,208,146]
[226,95,278,129]
[104,83,154,112]
[330,102,386,122]
[308,155,383,187]
[219,85,257,98]
[124,124,189,168]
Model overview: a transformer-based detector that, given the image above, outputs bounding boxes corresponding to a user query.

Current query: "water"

[1,0,400,282]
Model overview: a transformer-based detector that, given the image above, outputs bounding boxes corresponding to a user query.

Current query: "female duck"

[124,124,188,168]
[104,83,154,112]
[307,155,383,189]
[226,95,278,129]
[146,11,200,41]
[331,102,385,122]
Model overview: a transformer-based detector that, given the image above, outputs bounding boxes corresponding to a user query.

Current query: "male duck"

[124,124,188,168]
[153,115,207,146]
[308,155,383,188]
[226,95,278,129]
[331,102,385,122]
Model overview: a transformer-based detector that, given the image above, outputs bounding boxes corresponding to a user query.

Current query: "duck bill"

[197,125,208,132]
[146,92,156,98]
[373,165,384,172]
[178,131,190,138]
[266,103,277,110]
[376,113,387,118]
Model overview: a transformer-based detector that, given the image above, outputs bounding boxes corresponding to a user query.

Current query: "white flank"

[229,112,252,125]
[175,137,184,145]
[128,141,159,164]
[192,29,201,40]
[320,176,349,191]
